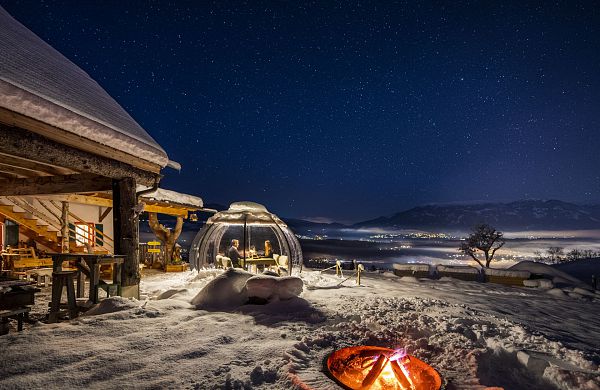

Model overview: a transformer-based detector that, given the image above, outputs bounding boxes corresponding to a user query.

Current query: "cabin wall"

[69,203,114,252]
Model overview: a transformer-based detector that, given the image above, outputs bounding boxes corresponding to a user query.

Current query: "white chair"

[221,256,232,269]
[215,255,223,269]
[277,255,289,273]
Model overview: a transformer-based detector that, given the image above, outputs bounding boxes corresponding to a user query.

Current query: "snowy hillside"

[0,268,598,389]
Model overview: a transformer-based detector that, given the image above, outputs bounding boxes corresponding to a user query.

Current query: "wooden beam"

[61,201,69,253]
[0,152,77,176]
[38,194,192,216]
[143,203,188,217]
[113,178,140,291]
[99,207,112,223]
[38,194,114,208]
[0,107,163,174]
[0,172,19,180]
[0,124,160,186]
[0,169,25,178]
[0,174,113,196]
[0,163,51,178]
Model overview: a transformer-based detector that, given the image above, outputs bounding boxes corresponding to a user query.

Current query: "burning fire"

[327,346,441,390]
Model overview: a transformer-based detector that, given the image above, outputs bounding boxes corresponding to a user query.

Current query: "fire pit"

[327,346,441,390]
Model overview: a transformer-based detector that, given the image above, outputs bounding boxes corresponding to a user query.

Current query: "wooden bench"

[9,248,53,270]
[0,306,31,334]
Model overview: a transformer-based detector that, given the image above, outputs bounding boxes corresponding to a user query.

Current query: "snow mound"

[156,289,188,300]
[235,275,303,302]
[190,269,304,310]
[523,279,554,289]
[485,268,531,279]
[437,265,480,274]
[191,268,253,310]
[553,258,600,286]
[300,271,343,289]
[392,263,430,272]
[510,261,587,288]
[399,276,420,283]
[83,297,140,316]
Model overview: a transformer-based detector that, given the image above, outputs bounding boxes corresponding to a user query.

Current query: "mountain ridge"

[352,199,600,230]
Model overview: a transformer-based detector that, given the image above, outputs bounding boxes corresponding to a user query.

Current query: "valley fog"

[298,228,600,269]
[140,222,600,270]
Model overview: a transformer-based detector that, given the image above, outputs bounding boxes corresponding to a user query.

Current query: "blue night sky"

[2,1,599,222]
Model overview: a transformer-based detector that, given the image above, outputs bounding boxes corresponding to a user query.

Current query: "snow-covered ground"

[1,267,599,389]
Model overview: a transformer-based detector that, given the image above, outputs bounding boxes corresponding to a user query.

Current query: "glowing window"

[75,222,95,247]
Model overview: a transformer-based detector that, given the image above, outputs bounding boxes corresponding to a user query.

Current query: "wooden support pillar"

[61,201,69,253]
[112,177,140,297]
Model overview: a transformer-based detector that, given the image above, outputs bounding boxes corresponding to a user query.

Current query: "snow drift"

[190,268,304,310]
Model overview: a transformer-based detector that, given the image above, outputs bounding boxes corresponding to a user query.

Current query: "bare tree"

[148,212,184,265]
[459,224,505,268]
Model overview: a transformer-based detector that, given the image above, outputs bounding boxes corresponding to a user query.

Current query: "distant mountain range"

[149,199,600,233]
[352,200,600,231]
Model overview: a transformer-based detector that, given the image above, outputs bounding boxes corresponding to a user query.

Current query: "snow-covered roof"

[138,186,203,209]
[206,201,288,226]
[229,201,268,212]
[0,6,168,168]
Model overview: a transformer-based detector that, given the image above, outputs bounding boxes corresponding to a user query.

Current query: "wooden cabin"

[0,6,202,297]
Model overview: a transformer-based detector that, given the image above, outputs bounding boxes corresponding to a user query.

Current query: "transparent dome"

[189,202,303,274]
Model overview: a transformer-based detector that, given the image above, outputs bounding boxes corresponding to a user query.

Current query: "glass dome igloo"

[189,201,303,274]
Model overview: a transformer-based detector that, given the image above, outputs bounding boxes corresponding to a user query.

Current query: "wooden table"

[242,257,279,274]
[48,253,125,304]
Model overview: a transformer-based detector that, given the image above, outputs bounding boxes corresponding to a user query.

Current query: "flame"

[388,348,407,362]
[326,346,441,390]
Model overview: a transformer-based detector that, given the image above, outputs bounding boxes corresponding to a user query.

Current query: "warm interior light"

[326,346,441,390]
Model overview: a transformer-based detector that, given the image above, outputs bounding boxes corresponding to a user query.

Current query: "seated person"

[227,239,243,267]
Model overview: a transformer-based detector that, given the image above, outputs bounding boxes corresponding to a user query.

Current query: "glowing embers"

[327,346,441,390]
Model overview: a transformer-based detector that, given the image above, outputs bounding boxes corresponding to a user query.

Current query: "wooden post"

[61,201,69,253]
[243,213,247,264]
[112,178,140,297]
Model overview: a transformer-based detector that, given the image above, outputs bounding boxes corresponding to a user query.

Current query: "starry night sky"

[2,1,599,222]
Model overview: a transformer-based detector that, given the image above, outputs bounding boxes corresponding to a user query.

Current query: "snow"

[0,266,599,389]
[392,263,431,272]
[0,7,168,167]
[137,186,204,208]
[203,201,288,225]
[553,258,600,285]
[437,265,480,274]
[485,268,531,279]
[523,279,554,289]
[245,275,303,301]
[230,201,269,212]
[191,268,253,310]
[510,261,588,288]
[190,269,304,309]
[82,297,140,316]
